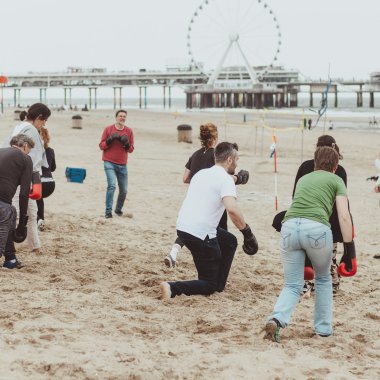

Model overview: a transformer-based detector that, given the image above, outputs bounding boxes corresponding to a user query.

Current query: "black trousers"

[169,228,237,297]
[174,210,228,247]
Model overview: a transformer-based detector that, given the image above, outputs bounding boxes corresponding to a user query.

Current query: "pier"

[1,67,379,109]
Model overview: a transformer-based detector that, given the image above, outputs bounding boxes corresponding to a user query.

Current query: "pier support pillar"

[64,87,72,107]
[163,86,166,109]
[246,93,253,108]
[168,86,171,109]
[39,88,47,104]
[289,92,298,107]
[14,88,21,107]
[357,92,363,107]
[309,92,313,107]
[143,87,147,109]
[226,93,232,108]
[186,93,192,109]
[369,92,374,108]
[113,87,122,109]
[334,87,338,108]
[88,87,98,109]
[283,87,289,107]
[275,93,283,108]
[220,93,225,108]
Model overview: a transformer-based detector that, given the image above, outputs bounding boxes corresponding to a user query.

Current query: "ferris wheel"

[186,0,282,86]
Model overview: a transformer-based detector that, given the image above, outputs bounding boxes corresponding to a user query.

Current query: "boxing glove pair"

[304,241,357,280]
[106,133,130,149]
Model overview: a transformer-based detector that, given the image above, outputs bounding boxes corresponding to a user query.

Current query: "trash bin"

[72,114,83,129]
[177,124,192,143]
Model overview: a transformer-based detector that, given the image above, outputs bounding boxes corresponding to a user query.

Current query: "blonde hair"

[199,123,218,149]
[39,127,50,149]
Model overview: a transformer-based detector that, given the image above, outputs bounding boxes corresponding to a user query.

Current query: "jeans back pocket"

[307,233,326,249]
[280,233,291,250]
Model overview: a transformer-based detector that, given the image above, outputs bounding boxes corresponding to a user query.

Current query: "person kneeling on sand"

[160,142,258,300]
[164,122,249,268]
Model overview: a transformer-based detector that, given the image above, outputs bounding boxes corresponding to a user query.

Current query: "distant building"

[370,71,380,83]
[67,67,107,74]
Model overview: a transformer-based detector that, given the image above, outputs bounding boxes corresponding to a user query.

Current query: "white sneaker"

[164,255,176,268]
[37,219,46,231]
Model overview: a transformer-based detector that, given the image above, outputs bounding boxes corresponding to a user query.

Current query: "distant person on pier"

[2,103,51,255]
[99,109,134,219]
[36,127,56,231]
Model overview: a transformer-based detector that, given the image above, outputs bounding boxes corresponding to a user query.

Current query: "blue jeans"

[269,218,333,336]
[169,228,237,297]
[103,161,128,214]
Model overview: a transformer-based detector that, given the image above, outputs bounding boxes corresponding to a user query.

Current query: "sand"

[0,107,379,379]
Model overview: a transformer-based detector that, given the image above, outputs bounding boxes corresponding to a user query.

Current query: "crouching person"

[160,142,258,299]
[0,134,34,269]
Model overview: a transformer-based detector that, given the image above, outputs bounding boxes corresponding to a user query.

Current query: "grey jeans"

[0,200,17,260]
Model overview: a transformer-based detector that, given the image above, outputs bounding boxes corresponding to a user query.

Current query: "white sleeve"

[220,175,237,199]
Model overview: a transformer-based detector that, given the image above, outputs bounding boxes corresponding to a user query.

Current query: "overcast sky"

[1,0,379,80]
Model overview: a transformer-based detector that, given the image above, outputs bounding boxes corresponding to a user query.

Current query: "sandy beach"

[0,107,379,379]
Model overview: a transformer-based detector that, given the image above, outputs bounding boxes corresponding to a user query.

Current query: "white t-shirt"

[176,165,237,239]
[2,121,47,173]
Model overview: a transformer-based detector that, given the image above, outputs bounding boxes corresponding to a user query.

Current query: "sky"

[1,0,379,80]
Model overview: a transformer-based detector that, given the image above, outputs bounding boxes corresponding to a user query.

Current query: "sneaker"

[114,210,123,216]
[105,212,112,219]
[3,259,24,269]
[264,319,281,343]
[164,255,176,268]
[37,219,46,231]
[302,280,315,296]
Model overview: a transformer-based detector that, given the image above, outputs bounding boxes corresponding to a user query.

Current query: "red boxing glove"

[29,172,42,200]
[338,241,357,277]
[304,255,314,280]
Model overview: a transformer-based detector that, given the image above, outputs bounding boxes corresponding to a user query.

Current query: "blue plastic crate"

[65,167,86,183]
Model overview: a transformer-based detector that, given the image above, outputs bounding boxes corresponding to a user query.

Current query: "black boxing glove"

[120,135,130,150]
[338,241,357,277]
[106,133,120,146]
[235,169,250,185]
[240,224,258,255]
[13,215,28,243]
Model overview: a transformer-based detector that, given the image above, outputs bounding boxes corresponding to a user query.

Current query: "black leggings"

[36,182,55,221]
